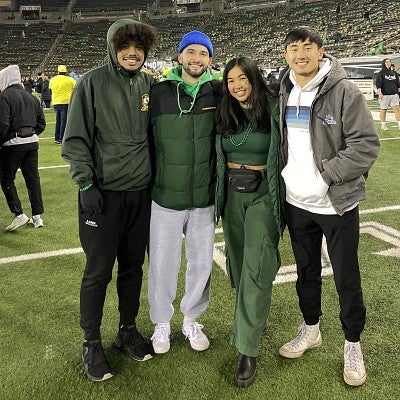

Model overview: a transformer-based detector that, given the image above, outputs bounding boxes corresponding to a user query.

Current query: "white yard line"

[379,137,400,141]
[1,205,399,266]
[360,205,400,214]
[39,165,69,170]
[0,248,83,265]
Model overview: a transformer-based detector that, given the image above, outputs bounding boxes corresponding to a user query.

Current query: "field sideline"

[0,103,399,400]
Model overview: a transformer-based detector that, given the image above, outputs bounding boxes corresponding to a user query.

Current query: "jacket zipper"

[190,112,195,207]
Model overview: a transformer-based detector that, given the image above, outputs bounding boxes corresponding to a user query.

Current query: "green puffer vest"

[149,79,222,210]
[215,96,285,235]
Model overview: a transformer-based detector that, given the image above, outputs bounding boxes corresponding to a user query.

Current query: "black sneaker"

[114,324,154,361]
[82,339,113,381]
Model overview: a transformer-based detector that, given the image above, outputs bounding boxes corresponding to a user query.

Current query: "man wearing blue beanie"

[148,30,221,355]
[178,30,213,57]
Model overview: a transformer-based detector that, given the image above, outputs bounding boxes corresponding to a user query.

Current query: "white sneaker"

[381,124,389,130]
[151,324,170,354]
[182,322,210,351]
[279,322,322,358]
[29,215,44,228]
[6,213,29,231]
[343,340,366,386]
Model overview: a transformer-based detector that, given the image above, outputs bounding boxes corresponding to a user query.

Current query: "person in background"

[22,76,35,93]
[171,53,179,67]
[215,56,284,387]
[375,58,400,130]
[0,64,46,231]
[279,26,380,387]
[69,71,79,82]
[49,65,75,144]
[148,31,221,356]
[35,72,43,105]
[41,75,52,109]
[62,18,157,382]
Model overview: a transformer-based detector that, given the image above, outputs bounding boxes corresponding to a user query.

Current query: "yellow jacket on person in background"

[49,74,76,105]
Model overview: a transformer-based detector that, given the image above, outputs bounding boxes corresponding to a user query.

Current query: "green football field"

[0,102,399,400]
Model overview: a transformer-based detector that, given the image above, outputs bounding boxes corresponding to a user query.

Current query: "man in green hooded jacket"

[147,31,222,355]
[62,19,157,382]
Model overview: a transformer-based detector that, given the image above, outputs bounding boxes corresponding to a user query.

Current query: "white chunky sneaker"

[343,340,366,386]
[151,324,170,354]
[29,215,44,229]
[381,124,389,131]
[279,322,322,358]
[182,322,210,351]
[6,213,29,231]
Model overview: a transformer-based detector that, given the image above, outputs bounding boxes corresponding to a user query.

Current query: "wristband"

[79,183,93,192]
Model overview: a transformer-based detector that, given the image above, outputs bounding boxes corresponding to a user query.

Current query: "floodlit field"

[0,102,399,400]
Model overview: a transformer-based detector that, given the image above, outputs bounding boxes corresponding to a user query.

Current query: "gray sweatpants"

[148,201,215,324]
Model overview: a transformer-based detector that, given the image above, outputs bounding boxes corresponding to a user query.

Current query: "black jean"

[0,147,44,216]
[79,188,151,341]
[285,203,366,342]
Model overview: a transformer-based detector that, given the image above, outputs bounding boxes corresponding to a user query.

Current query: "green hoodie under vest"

[149,66,222,210]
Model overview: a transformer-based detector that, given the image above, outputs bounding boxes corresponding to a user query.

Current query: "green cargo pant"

[222,176,280,357]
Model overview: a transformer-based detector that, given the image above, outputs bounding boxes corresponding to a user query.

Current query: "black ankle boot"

[235,353,257,387]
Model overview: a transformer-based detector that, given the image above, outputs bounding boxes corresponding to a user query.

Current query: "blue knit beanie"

[178,30,213,56]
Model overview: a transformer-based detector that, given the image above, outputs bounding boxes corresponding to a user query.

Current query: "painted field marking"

[213,207,400,284]
[1,207,399,280]
[0,248,83,265]
[39,165,69,170]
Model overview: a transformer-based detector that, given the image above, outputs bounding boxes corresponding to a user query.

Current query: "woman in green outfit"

[215,57,284,388]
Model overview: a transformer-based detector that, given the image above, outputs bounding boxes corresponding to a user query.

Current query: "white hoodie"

[0,64,21,91]
[281,59,337,214]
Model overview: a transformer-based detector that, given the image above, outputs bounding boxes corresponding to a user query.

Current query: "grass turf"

[0,103,399,400]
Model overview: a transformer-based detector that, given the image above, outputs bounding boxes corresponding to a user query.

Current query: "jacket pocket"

[282,164,330,204]
[329,175,366,205]
[258,233,281,284]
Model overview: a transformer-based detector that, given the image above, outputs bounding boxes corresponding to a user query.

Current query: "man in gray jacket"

[278,26,379,387]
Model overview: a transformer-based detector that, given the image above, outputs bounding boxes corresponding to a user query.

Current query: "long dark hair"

[216,57,276,137]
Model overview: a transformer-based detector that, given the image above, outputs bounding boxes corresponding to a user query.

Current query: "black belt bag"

[14,127,35,138]
[227,167,262,193]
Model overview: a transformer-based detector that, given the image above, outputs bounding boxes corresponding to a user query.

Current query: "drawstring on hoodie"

[289,58,332,119]
[176,81,201,117]
[167,65,212,117]
[296,92,302,119]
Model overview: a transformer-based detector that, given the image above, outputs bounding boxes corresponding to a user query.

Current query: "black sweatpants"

[285,203,366,342]
[79,188,151,341]
[0,147,44,216]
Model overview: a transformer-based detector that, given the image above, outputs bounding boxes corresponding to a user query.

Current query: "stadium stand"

[45,20,112,76]
[0,22,62,75]
[20,0,70,12]
[1,0,399,76]
[72,0,149,13]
